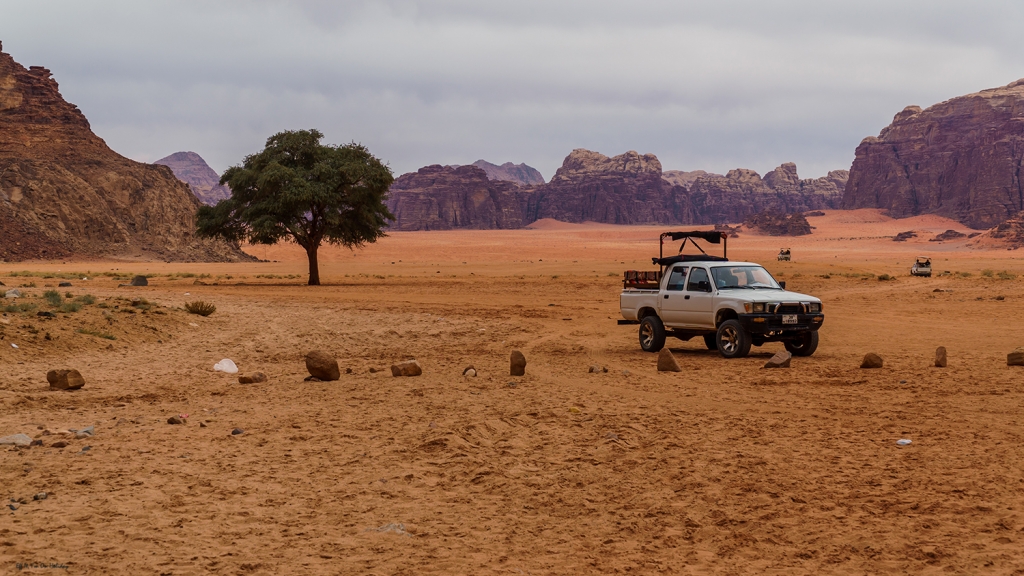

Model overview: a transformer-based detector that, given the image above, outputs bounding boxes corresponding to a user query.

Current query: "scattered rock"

[58,281,72,287]
[896,439,912,446]
[860,353,884,369]
[0,433,32,446]
[657,348,682,372]
[33,492,46,500]
[1009,348,1024,367]
[29,439,43,446]
[130,275,148,286]
[588,365,609,373]
[51,440,68,448]
[764,351,792,368]
[199,422,207,428]
[237,372,267,384]
[893,231,917,242]
[345,367,353,374]
[368,367,379,374]
[622,370,631,376]
[510,350,527,376]
[391,360,423,377]
[167,416,185,425]
[929,229,967,242]
[231,428,244,435]
[8,503,18,511]
[305,351,340,381]
[46,369,85,391]
[935,346,947,368]
[5,289,21,298]
[463,365,477,377]
[507,381,518,388]
[37,311,55,318]
[70,425,94,439]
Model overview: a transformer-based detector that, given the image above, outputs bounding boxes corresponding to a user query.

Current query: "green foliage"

[998,270,1017,280]
[196,129,394,285]
[958,271,972,278]
[185,300,217,316]
[43,290,63,307]
[77,328,115,340]
[878,274,894,281]
[75,295,96,305]
[982,269,994,277]
[59,302,81,313]
[2,303,37,313]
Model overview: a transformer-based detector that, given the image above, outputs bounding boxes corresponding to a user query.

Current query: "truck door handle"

[684,295,690,300]
[663,294,669,299]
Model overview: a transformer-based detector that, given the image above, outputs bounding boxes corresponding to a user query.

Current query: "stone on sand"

[935,346,947,368]
[463,365,477,377]
[167,416,185,425]
[510,350,527,376]
[860,353,884,369]
[304,351,340,381]
[5,289,21,298]
[588,365,608,373]
[657,348,681,372]
[764,351,792,368]
[238,372,268,384]
[0,433,32,446]
[1009,348,1024,367]
[130,275,148,286]
[391,360,423,377]
[47,369,85,391]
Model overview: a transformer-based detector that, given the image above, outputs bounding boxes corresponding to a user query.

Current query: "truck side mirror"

[779,281,786,289]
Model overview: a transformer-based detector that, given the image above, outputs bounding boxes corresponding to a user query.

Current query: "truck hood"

[715,289,821,303]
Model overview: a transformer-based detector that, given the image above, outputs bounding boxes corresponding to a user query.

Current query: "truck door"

[658,264,688,325]
[682,267,715,326]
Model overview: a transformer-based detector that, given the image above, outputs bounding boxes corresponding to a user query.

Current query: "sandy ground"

[3,209,1024,574]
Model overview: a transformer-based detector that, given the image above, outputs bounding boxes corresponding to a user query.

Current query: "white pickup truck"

[619,231,824,358]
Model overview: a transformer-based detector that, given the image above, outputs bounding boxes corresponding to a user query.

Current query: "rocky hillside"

[470,160,545,185]
[0,42,249,262]
[154,151,231,205]
[844,79,1024,229]
[388,149,847,230]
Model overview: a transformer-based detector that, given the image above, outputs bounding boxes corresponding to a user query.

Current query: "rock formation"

[469,160,545,185]
[387,149,848,230]
[0,42,248,262]
[154,151,231,205]
[743,211,812,236]
[844,79,1024,228]
[975,211,1024,248]
[387,164,530,231]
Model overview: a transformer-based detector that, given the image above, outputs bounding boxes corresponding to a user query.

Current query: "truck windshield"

[711,266,781,290]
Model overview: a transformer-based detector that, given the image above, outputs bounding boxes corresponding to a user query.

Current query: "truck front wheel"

[639,315,666,352]
[716,319,751,358]
[784,331,819,357]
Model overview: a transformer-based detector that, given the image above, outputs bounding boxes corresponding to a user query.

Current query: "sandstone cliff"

[154,151,231,205]
[844,80,1024,228]
[387,149,847,230]
[0,42,249,262]
[470,160,545,185]
[743,211,812,236]
[386,164,530,231]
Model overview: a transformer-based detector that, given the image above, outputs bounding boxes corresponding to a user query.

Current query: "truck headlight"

[807,302,821,313]
[744,303,766,313]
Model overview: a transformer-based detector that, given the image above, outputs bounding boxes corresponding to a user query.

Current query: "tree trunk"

[306,244,321,285]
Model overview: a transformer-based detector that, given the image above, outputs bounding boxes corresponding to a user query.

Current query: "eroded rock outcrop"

[743,211,812,236]
[844,80,1024,228]
[387,164,530,230]
[687,164,846,224]
[469,160,545,185]
[0,42,249,262]
[154,151,231,205]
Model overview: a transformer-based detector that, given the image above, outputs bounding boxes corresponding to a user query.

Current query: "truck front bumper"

[738,313,823,335]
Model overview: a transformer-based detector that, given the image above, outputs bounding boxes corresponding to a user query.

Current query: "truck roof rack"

[654,230,728,268]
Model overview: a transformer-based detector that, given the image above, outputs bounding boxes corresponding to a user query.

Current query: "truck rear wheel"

[784,331,819,357]
[716,319,751,358]
[639,315,666,352]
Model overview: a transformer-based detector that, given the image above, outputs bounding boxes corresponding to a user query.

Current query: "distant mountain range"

[154,151,231,206]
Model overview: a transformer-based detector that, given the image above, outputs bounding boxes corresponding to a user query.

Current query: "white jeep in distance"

[619,231,824,358]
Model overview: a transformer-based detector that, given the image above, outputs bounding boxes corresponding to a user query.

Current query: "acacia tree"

[196,129,394,285]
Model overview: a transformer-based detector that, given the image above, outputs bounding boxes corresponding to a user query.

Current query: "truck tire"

[703,333,718,350]
[716,319,751,358]
[784,331,819,357]
[639,315,666,352]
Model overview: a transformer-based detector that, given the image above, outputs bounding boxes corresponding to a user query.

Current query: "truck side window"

[666,266,687,291]
[687,268,710,292]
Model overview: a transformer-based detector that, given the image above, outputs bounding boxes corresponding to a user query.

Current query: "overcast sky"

[3,1,1024,181]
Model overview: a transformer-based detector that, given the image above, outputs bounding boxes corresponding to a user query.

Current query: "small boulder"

[0,433,32,446]
[462,365,477,377]
[391,360,423,377]
[58,282,72,287]
[167,416,185,425]
[588,365,608,373]
[764,351,792,368]
[130,275,148,286]
[238,372,268,384]
[304,351,340,381]
[5,289,21,298]
[861,353,884,369]
[510,350,527,376]
[1009,348,1024,367]
[657,349,682,372]
[935,346,947,368]
[51,440,68,448]
[231,428,244,435]
[47,369,85,391]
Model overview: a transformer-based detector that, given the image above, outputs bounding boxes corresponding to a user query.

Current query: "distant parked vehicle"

[911,257,932,277]
[777,248,791,261]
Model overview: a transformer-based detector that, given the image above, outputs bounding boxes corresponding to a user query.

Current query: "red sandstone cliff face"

[154,151,231,205]
[843,80,1024,228]
[387,149,847,230]
[0,42,249,262]
[386,165,530,231]
[469,160,545,185]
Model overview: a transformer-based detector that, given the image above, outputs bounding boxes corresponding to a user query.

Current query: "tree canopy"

[196,129,394,285]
